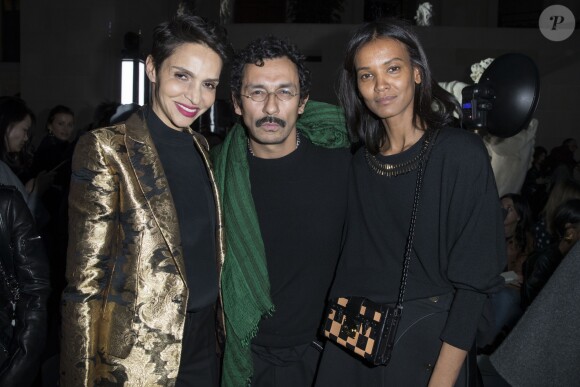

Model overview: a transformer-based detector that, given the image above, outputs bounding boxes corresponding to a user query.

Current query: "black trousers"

[315,293,476,387]
[250,341,323,387]
[175,305,219,387]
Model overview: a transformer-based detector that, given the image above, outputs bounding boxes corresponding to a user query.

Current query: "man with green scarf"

[212,36,351,386]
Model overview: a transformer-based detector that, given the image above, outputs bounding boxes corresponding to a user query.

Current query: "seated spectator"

[521,146,549,220]
[522,198,580,309]
[30,106,78,385]
[480,194,533,354]
[534,179,580,251]
[501,193,534,280]
[0,185,50,387]
[0,97,52,220]
[0,97,35,185]
[31,104,76,226]
[545,138,577,186]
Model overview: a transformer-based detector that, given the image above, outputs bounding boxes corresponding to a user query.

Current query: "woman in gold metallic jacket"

[60,15,231,386]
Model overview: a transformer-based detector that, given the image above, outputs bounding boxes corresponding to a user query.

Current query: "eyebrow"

[356,57,405,72]
[171,66,220,83]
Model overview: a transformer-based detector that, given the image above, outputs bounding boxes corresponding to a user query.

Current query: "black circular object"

[479,53,540,138]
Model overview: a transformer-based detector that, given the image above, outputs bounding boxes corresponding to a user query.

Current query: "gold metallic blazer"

[60,111,225,386]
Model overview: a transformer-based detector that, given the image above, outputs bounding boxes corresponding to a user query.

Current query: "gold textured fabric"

[60,111,225,386]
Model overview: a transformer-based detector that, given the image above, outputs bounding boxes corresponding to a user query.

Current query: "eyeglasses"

[241,88,298,102]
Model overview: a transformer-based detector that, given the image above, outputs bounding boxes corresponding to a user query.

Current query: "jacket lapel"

[123,111,187,283]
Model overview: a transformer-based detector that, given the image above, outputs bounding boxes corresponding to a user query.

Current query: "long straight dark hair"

[501,193,533,253]
[338,18,460,154]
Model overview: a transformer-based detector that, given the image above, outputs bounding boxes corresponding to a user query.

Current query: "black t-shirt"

[146,108,218,312]
[330,127,506,350]
[249,137,351,347]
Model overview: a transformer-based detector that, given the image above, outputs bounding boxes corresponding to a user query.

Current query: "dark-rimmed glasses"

[241,88,298,102]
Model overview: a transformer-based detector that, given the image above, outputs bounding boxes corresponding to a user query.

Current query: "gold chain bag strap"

[322,129,438,366]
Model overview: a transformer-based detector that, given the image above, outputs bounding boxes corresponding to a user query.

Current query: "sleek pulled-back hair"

[230,36,311,105]
[338,18,460,154]
[150,15,233,73]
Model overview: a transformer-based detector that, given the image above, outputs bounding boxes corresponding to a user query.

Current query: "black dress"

[316,128,506,387]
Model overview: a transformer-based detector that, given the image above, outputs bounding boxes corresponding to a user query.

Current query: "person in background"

[60,14,232,386]
[212,36,351,386]
[533,179,580,251]
[315,18,505,387]
[522,198,580,309]
[0,97,52,219]
[521,146,549,220]
[545,138,577,186]
[0,185,50,387]
[500,193,534,282]
[479,193,533,355]
[30,105,78,387]
[31,104,77,264]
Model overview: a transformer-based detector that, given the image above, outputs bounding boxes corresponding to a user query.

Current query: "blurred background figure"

[0,97,52,222]
[0,185,50,387]
[533,179,580,252]
[29,105,78,387]
[501,193,534,280]
[479,194,533,354]
[545,138,578,186]
[521,146,549,221]
[522,198,580,309]
[31,105,77,235]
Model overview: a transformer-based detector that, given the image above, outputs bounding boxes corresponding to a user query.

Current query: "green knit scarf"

[211,100,350,387]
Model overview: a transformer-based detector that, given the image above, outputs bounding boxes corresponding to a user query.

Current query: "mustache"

[256,116,286,128]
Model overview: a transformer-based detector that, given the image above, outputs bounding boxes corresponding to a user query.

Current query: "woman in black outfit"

[0,185,50,387]
[316,19,505,386]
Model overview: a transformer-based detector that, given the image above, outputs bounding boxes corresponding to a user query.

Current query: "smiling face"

[233,57,308,159]
[49,112,75,142]
[354,38,421,129]
[5,115,32,153]
[146,42,222,131]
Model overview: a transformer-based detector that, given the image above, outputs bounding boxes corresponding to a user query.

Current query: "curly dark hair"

[338,18,460,154]
[230,36,311,105]
[150,14,233,73]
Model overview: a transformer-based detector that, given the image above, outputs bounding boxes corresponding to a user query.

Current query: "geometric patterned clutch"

[321,296,402,366]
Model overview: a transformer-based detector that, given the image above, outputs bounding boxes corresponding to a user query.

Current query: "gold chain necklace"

[365,129,437,177]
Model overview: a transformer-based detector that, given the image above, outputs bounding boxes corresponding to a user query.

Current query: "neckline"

[365,129,437,177]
